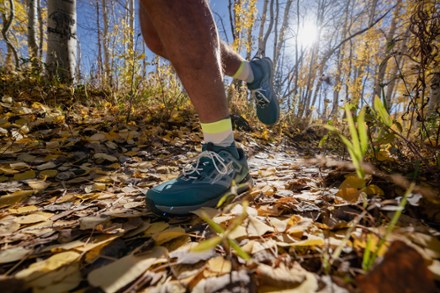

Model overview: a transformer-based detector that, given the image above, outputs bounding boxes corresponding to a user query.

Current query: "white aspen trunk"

[128,0,135,55]
[273,0,293,71]
[46,0,77,84]
[373,0,402,107]
[257,0,269,56]
[38,0,43,59]
[101,0,111,86]
[27,0,38,63]
[428,72,440,115]
[96,0,102,80]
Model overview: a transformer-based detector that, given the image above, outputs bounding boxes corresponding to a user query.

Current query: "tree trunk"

[46,0,77,84]
[101,0,111,86]
[257,0,269,56]
[38,0,43,60]
[2,0,19,70]
[27,0,39,65]
[261,0,275,56]
[96,0,103,80]
[272,0,279,63]
[428,72,440,115]
[373,0,401,106]
[273,0,293,72]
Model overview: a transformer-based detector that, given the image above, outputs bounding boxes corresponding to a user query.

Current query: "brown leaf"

[358,240,436,293]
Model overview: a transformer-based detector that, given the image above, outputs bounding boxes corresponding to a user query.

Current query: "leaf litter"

[0,99,439,292]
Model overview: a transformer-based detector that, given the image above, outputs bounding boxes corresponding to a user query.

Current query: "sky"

[76,1,244,75]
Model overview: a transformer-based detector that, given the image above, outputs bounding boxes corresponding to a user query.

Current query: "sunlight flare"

[297,21,319,48]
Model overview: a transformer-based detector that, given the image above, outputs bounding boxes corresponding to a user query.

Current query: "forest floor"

[0,96,439,292]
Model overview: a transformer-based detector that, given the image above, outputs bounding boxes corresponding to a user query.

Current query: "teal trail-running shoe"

[146,143,252,216]
[247,57,280,126]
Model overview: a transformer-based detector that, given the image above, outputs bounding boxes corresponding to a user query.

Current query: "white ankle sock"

[232,61,254,83]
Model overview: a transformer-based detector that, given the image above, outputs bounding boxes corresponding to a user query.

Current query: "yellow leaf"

[0,190,33,208]
[152,227,187,245]
[15,251,80,281]
[336,187,362,203]
[339,174,365,189]
[26,179,50,191]
[39,170,58,178]
[9,205,39,214]
[93,182,106,191]
[204,256,231,277]
[363,184,384,196]
[144,221,169,236]
[15,212,53,224]
[0,165,19,175]
[13,170,36,181]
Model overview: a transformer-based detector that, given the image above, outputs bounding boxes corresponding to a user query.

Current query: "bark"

[128,0,135,55]
[28,0,39,64]
[257,0,269,56]
[96,0,103,79]
[261,0,275,56]
[273,0,293,72]
[385,29,409,108]
[272,0,279,63]
[373,1,402,108]
[228,0,237,41]
[331,0,351,117]
[2,0,19,70]
[38,0,43,59]
[428,72,440,115]
[101,0,111,86]
[46,0,78,84]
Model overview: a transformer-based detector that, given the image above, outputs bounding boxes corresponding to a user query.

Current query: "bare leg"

[140,0,232,123]
[140,2,243,80]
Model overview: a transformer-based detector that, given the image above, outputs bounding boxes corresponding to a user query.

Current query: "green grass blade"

[191,236,223,252]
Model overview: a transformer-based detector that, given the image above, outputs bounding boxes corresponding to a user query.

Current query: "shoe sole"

[256,57,280,126]
[146,175,253,216]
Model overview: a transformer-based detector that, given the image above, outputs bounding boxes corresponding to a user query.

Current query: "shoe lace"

[253,88,270,108]
[182,151,229,180]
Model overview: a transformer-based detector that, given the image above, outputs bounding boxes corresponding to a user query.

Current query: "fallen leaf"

[15,212,54,224]
[152,227,187,245]
[8,205,39,214]
[26,179,50,191]
[0,216,20,235]
[204,256,231,277]
[170,242,216,265]
[36,162,57,171]
[192,270,253,293]
[247,216,274,237]
[358,240,436,293]
[15,251,81,286]
[94,153,118,163]
[39,169,58,178]
[9,162,30,170]
[88,246,168,293]
[13,170,36,181]
[256,263,306,288]
[0,247,32,264]
[79,215,111,230]
[0,190,34,208]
